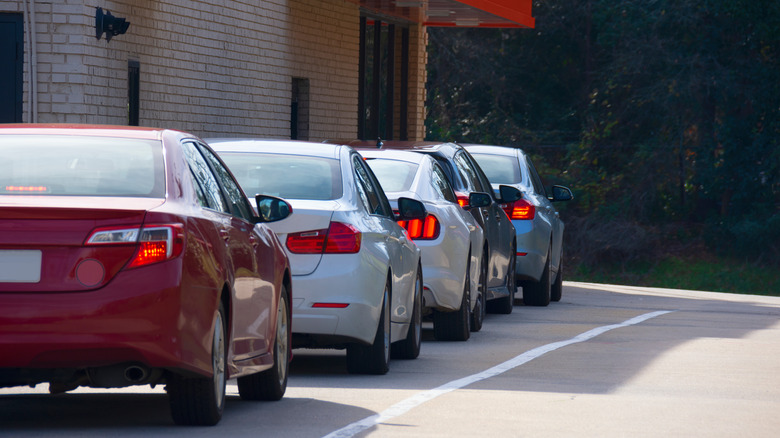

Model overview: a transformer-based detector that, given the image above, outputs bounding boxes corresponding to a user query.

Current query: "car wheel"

[238,286,290,401]
[524,248,551,307]
[394,265,422,360]
[470,253,487,332]
[168,302,227,426]
[346,282,391,374]
[551,257,563,302]
[433,266,470,342]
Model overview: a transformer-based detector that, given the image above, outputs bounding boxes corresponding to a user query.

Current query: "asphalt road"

[2,282,779,437]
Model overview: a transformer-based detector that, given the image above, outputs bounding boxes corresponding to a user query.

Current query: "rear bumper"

[513,219,547,281]
[0,261,214,381]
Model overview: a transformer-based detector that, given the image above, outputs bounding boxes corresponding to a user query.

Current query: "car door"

[525,154,562,263]
[183,141,273,361]
[352,154,416,326]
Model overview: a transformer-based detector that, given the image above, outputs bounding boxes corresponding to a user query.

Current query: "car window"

[182,141,229,213]
[525,156,547,197]
[464,153,498,199]
[219,153,343,200]
[431,163,458,204]
[353,155,391,217]
[469,153,522,185]
[364,159,418,192]
[453,151,482,192]
[197,144,255,222]
[0,135,164,197]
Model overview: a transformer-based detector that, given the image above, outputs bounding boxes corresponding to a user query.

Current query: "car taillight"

[502,199,535,220]
[86,224,185,268]
[455,191,470,209]
[397,214,440,240]
[286,222,361,254]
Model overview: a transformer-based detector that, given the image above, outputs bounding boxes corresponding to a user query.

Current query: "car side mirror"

[397,197,426,220]
[499,185,522,203]
[469,192,492,208]
[255,195,293,223]
[549,185,573,202]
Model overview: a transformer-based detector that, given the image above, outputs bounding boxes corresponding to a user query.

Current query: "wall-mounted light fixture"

[95,7,130,42]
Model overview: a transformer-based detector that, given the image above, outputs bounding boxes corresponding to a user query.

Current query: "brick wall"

[1,0,428,140]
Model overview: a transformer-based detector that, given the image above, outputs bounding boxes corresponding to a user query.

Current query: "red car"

[0,124,293,426]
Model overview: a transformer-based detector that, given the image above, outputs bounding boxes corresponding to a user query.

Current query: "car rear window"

[219,153,343,200]
[0,135,164,197]
[468,153,522,184]
[364,159,419,192]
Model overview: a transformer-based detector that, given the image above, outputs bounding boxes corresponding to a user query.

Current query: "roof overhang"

[348,0,535,29]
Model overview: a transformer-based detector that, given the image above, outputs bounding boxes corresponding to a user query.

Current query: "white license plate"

[0,250,42,283]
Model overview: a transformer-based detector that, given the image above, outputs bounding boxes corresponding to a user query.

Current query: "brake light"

[286,222,361,254]
[5,185,49,192]
[455,192,470,209]
[86,224,185,268]
[502,199,535,220]
[397,214,440,240]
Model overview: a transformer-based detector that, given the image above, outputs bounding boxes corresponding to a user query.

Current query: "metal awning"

[348,0,535,28]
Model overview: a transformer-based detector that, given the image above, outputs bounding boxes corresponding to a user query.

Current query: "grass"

[569,255,779,296]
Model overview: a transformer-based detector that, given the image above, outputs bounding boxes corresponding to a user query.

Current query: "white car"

[464,144,573,306]
[360,150,487,341]
[210,139,424,374]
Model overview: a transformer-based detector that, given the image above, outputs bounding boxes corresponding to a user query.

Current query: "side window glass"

[182,141,228,213]
[190,169,211,208]
[353,156,385,216]
[525,156,547,197]
[197,143,254,222]
[453,152,481,192]
[431,163,457,204]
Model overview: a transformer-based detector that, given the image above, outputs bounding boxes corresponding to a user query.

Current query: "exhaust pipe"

[124,365,149,383]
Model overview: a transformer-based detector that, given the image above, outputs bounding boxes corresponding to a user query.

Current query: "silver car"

[464,144,573,306]
[210,139,425,375]
[360,149,487,341]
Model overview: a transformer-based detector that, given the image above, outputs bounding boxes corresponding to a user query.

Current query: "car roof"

[461,144,523,157]
[358,149,430,165]
[328,139,461,154]
[0,123,169,140]
[207,138,345,160]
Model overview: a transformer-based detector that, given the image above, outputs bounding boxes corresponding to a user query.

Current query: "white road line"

[322,310,674,438]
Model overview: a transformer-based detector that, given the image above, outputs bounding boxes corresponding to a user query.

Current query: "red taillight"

[455,191,470,209]
[502,199,535,220]
[86,224,185,268]
[312,303,350,308]
[286,222,361,254]
[397,214,440,240]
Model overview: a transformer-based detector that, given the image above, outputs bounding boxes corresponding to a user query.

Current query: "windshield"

[0,135,164,197]
[469,153,521,185]
[364,159,419,192]
[219,153,343,200]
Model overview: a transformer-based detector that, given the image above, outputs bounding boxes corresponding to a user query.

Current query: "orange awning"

[349,0,535,28]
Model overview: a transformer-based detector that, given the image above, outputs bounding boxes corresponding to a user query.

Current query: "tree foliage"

[426,0,780,263]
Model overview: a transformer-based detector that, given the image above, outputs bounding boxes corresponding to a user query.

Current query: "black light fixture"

[95,7,130,42]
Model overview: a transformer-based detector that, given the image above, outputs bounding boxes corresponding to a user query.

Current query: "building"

[0,1,533,140]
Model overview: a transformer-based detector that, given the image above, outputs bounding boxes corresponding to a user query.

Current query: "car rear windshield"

[0,135,164,197]
[219,153,343,200]
[364,159,419,192]
[468,153,521,184]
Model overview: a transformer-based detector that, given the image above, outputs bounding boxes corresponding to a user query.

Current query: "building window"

[128,60,140,126]
[358,16,409,141]
[291,78,310,140]
[0,13,23,123]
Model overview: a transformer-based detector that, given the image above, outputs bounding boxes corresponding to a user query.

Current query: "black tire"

[238,286,290,401]
[488,249,515,314]
[346,282,391,374]
[433,267,470,342]
[168,302,227,426]
[470,253,487,332]
[551,257,563,302]
[393,266,422,360]
[524,248,551,307]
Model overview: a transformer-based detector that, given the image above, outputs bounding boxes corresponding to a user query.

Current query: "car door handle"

[219,229,230,242]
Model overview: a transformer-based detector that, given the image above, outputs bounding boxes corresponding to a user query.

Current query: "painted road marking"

[322,310,674,438]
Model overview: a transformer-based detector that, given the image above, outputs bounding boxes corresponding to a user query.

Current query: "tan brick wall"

[1,0,427,141]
